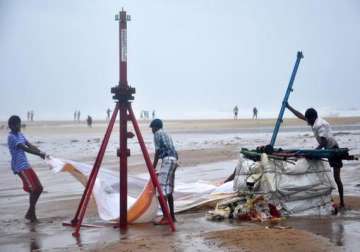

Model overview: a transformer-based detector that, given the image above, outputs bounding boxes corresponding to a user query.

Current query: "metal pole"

[118,9,128,231]
[270,51,304,146]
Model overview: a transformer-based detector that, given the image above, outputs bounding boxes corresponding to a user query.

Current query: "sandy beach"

[1,117,360,251]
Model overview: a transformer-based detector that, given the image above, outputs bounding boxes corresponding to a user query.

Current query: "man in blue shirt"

[150,119,178,224]
[7,115,46,222]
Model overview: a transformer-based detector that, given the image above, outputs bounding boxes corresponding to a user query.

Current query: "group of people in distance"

[233,106,258,120]
[26,111,35,121]
[72,108,112,128]
[6,103,345,225]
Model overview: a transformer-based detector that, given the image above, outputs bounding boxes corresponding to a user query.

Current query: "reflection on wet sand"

[284,209,360,251]
[331,222,344,247]
[75,235,82,248]
[28,223,40,252]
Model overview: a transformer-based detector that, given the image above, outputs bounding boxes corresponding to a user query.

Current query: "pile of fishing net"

[207,152,336,221]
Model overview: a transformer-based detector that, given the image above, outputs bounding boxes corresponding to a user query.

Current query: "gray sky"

[1,0,360,120]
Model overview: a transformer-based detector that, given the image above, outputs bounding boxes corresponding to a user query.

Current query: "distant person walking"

[253,107,258,120]
[140,110,150,120]
[106,108,111,120]
[152,110,156,120]
[77,111,81,122]
[27,111,30,121]
[30,111,34,121]
[286,103,345,209]
[74,110,77,121]
[7,115,46,222]
[233,106,239,120]
[86,115,93,128]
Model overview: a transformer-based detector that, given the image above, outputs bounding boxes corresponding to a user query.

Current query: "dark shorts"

[328,146,343,169]
[18,168,43,193]
[328,157,343,169]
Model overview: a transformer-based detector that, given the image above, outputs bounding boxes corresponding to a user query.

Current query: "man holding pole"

[286,103,345,209]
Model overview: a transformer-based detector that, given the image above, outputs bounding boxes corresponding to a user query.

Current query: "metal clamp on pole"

[111,86,136,103]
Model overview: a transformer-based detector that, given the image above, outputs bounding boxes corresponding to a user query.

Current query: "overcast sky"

[1,0,359,120]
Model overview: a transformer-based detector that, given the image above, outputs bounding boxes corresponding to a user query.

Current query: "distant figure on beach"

[253,107,258,120]
[152,110,156,120]
[74,110,77,121]
[27,111,30,121]
[77,111,81,122]
[87,115,93,128]
[286,103,345,209]
[233,106,239,120]
[150,119,178,224]
[106,108,111,120]
[30,111,34,121]
[140,110,150,120]
[7,115,47,222]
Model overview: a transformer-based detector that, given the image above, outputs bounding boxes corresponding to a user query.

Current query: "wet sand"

[91,195,360,252]
[1,118,360,251]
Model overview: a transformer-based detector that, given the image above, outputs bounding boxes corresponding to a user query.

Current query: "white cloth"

[312,117,338,148]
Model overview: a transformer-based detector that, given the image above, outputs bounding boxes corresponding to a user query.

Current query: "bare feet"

[25,210,38,223]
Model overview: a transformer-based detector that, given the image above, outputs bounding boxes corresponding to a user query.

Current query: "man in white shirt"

[286,103,345,208]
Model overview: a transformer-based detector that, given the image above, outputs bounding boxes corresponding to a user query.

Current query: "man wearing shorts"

[286,104,345,208]
[7,115,46,222]
[150,119,178,224]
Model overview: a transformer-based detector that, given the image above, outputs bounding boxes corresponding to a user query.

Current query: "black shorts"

[328,145,343,169]
[328,157,343,169]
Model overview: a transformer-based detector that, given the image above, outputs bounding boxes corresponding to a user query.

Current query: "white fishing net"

[233,154,335,216]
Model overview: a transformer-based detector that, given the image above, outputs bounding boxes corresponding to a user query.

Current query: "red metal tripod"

[65,9,175,237]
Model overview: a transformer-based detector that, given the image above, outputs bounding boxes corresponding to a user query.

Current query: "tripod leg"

[72,103,119,236]
[127,104,176,232]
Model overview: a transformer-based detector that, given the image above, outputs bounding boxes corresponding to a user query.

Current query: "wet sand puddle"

[0,213,246,252]
[2,211,360,251]
[284,210,360,251]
